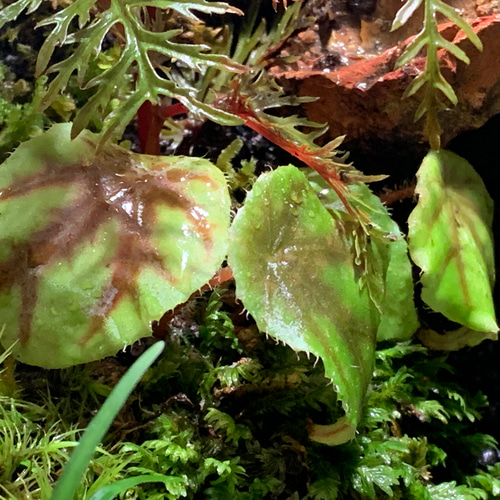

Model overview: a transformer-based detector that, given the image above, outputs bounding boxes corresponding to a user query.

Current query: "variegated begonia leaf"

[308,173,419,341]
[228,165,379,434]
[0,124,230,368]
[408,150,498,335]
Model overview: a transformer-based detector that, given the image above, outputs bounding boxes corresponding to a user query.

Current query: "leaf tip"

[308,416,356,446]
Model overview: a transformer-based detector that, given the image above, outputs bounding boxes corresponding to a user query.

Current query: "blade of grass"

[50,340,165,500]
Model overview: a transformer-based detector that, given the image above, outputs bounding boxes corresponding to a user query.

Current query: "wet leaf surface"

[308,174,419,341]
[228,165,379,428]
[408,150,498,334]
[0,124,230,367]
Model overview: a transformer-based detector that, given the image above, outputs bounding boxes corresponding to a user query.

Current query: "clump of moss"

[1,288,498,499]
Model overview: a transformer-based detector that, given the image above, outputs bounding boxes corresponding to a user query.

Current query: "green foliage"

[408,150,498,339]
[1,290,498,499]
[0,124,231,367]
[199,290,242,354]
[467,462,500,498]
[0,1,497,465]
[0,397,78,499]
[0,1,497,499]
[336,342,494,499]
[391,0,482,149]
[0,63,45,157]
[205,408,252,445]
[216,138,257,192]
[0,0,245,145]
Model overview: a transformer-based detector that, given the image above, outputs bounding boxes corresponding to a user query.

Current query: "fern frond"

[0,0,246,145]
[204,408,252,445]
[217,72,386,222]
[392,0,482,150]
[214,358,263,388]
[0,0,42,30]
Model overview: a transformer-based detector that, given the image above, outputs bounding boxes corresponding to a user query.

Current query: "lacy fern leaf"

[0,0,42,29]
[391,0,482,150]
[0,0,246,145]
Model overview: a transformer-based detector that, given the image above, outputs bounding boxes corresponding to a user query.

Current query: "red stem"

[137,101,161,154]
[147,97,355,216]
[137,101,189,154]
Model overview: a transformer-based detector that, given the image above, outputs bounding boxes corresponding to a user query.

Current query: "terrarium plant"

[0,0,498,497]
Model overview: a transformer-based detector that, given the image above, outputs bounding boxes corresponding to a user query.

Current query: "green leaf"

[0,124,230,368]
[228,165,379,429]
[309,173,418,341]
[408,150,498,334]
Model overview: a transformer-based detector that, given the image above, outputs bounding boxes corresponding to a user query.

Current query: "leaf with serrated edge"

[408,150,498,333]
[0,124,230,368]
[33,0,245,145]
[308,173,418,341]
[228,165,379,429]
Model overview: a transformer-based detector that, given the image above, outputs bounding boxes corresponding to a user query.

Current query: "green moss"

[1,291,498,499]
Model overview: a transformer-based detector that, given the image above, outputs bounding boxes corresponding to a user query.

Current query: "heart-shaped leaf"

[408,150,498,334]
[228,165,379,430]
[0,124,230,368]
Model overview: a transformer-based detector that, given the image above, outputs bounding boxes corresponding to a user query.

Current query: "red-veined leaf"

[408,150,498,336]
[0,124,230,367]
[228,165,379,435]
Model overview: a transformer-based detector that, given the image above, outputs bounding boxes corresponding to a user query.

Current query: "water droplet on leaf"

[290,189,303,205]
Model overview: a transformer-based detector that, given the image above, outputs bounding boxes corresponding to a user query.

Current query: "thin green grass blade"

[50,340,165,500]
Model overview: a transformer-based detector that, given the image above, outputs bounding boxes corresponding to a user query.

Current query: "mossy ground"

[2,287,500,499]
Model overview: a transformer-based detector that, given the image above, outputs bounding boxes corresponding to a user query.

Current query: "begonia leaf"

[418,326,497,351]
[351,184,418,341]
[0,124,230,368]
[228,165,379,430]
[309,176,418,341]
[408,150,498,335]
